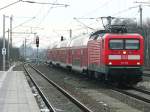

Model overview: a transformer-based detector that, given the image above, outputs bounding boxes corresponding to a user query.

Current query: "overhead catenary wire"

[3,0,149,47]
[111,3,150,22]
[21,0,69,7]
[71,1,144,34]
[52,24,93,38]
[36,0,58,26]
[34,0,69,38]
[71,2,145,34]
[73,17,95,30]
[70,4,140,35]
[0,0,21,11]
[0,0,69,31]
[66,0,112,32]
[80,0,112,18]
[112,5,139,16]
[13,16,36,30]
[134,1,150,4]
[10,12,51,48]
[0,0,65,42]
[22,0,69,27]
[0,0,69,11]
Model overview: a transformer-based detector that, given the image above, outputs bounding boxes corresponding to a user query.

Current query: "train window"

[125,39,139,50]
[109,39,123,49]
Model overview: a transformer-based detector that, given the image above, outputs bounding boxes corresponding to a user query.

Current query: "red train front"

[47,26,144,85]
[99,34,144,84]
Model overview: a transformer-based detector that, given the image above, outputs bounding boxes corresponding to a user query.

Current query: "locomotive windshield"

[125,39,139,49]
[109,40,123,49]
[109,39,139,50]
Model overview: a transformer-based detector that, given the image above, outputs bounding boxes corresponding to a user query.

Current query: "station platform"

[0,66,40,112]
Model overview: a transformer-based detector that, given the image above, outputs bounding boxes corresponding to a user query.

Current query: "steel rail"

[133,87,150,95]
[45,63,150,105]
[113,87,150,104]
[24,64,56,112]
[143,73,150,77]
[28,64,93,112]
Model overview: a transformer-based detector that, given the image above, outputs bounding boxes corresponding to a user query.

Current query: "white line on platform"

[0,64,16,89]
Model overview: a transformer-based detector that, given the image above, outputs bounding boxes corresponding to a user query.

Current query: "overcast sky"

[0,0,150,48]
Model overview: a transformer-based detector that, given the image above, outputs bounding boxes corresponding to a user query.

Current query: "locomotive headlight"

[123,51,126,54]
[108,62,112,65]
[137,62,140,65]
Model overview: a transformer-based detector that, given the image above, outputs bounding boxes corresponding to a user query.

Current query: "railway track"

[112,86,150,104]
[46,64,150,105]
[109,72,150,104]
[36,64,150,111]
[24,64,93,112]
[143,69,150,77]
[143,73,150,77]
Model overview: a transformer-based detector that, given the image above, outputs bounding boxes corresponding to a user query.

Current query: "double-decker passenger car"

[47,26,144,85]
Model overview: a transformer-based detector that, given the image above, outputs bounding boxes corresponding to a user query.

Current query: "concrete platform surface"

[0,68,40,112]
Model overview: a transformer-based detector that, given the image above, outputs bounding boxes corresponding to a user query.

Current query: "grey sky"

[0,0,149,48]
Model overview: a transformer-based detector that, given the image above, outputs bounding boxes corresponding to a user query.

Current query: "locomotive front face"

[105,35,144,66]
[102,34,144,84]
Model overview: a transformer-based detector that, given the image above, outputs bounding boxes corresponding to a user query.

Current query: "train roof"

[51,41,60,49]
[50,39,71,49]
[104,33,141,36]
[89,25,128,37]
[49,27,143,49]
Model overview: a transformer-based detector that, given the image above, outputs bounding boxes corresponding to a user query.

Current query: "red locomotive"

[47,25,144,85]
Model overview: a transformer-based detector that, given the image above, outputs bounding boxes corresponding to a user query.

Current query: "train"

[46,25,144,85]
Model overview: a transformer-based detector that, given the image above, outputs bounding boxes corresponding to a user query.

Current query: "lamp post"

[2,15,10,71]
[7,29,10,68]
[2,15,6,71]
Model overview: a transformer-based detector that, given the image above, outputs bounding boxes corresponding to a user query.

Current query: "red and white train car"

[47,30,144,85]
